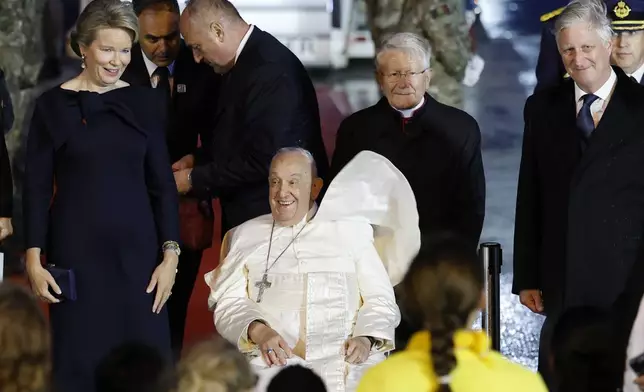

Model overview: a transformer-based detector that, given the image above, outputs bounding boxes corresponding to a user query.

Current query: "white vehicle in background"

[178,0,375,69]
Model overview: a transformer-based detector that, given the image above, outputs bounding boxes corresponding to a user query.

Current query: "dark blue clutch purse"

[44,264,77,301]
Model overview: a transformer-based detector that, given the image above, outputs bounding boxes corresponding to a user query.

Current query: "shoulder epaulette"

[540,7,565,23]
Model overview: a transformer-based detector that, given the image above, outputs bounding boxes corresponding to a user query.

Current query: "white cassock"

[205,151,421,392]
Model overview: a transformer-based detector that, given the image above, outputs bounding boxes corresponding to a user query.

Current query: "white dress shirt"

[628,62,644,84]
[574,69,617,124]
[141,48,175,87]
[234,24,254,64]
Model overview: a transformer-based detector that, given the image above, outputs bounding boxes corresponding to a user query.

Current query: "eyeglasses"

[381,68,428,82]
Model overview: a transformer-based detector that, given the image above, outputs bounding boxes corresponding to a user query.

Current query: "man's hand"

[344,336,371,364]
[174,169,192,194]
[172,154,195,172]
[248,321,293,367]
[0,217,12,240]
[519,289,544,314]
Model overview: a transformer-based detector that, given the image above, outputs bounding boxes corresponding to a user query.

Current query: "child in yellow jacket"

[357,235,547,392]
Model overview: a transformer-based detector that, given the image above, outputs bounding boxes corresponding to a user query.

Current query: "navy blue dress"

[23,86,180,392]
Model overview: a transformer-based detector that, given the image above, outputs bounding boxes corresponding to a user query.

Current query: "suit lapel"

[125,45,153,87]
[170,41,188,95]
[550,81,581,165]
[573,71,636,182]
[169,42,195,109]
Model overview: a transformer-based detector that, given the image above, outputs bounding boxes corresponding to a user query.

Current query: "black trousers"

[167,247,203,360]
[538,313,559,392]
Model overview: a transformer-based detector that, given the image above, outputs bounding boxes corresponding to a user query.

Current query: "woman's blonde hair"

[0,282,51,392]
[70,0,139,57]
[174,336,257,392]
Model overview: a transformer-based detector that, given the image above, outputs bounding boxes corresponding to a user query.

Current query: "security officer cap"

[606,0,644,31]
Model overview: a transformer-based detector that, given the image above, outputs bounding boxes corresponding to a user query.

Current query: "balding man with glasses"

[328,32,485,348]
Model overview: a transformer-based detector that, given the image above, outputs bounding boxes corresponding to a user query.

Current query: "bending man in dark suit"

[174,0,329,234]
[329,32,485,349]
[121,0,221,360]
[513,0,644,389]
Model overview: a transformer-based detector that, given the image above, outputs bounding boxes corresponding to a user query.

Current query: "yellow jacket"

[357,330,548,392]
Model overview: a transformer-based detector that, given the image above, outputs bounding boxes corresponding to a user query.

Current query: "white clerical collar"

[628,62,644,84]
[142,48,175,78]
[276,202,318,230]
[574,68,616,103]
[392,96,425,118]
[234,24,254,64]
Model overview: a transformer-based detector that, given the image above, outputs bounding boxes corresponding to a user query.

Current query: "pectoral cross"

[255,273,272,303]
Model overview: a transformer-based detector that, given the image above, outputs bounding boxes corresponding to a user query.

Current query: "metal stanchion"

[479,242,502,351]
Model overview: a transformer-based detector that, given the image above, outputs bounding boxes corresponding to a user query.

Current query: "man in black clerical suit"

[329,32,485,349]
[0,68,13,242]
[608,0,644,84]
[174,0,329,234]
[513,1,644,388]
[121,0,220,360]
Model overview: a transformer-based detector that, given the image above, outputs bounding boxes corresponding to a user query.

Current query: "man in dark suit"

[0,68,13,242]
[121,0,221,360]
[534,5,568,93]
[513,0,644,388]
[329,32,485,349]
[609,0,644,84]
[174,0,329,234]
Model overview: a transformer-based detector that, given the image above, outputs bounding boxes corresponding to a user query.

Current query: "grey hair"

[70,0,139,58]
[554,0,614,46]
[375,32,432,70]
[272,147,318,178]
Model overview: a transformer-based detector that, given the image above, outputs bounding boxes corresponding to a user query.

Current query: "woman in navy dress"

[23,1,180,391]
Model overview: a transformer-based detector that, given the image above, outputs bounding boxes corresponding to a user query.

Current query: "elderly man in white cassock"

[205,147,420,392]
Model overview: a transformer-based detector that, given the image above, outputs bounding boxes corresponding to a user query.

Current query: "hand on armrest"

[247,320,293,367]
[344,336,372,364]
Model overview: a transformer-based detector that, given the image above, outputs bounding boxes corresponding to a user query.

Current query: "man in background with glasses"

[328,32,485,348]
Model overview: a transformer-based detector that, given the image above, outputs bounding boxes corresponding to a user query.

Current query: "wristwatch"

[366,336,377,348]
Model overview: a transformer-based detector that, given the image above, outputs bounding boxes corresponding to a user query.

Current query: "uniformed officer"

[534,5,569,92]
[608,0,644,83]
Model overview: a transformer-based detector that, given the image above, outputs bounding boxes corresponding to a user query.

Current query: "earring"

[81,54,86,69]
